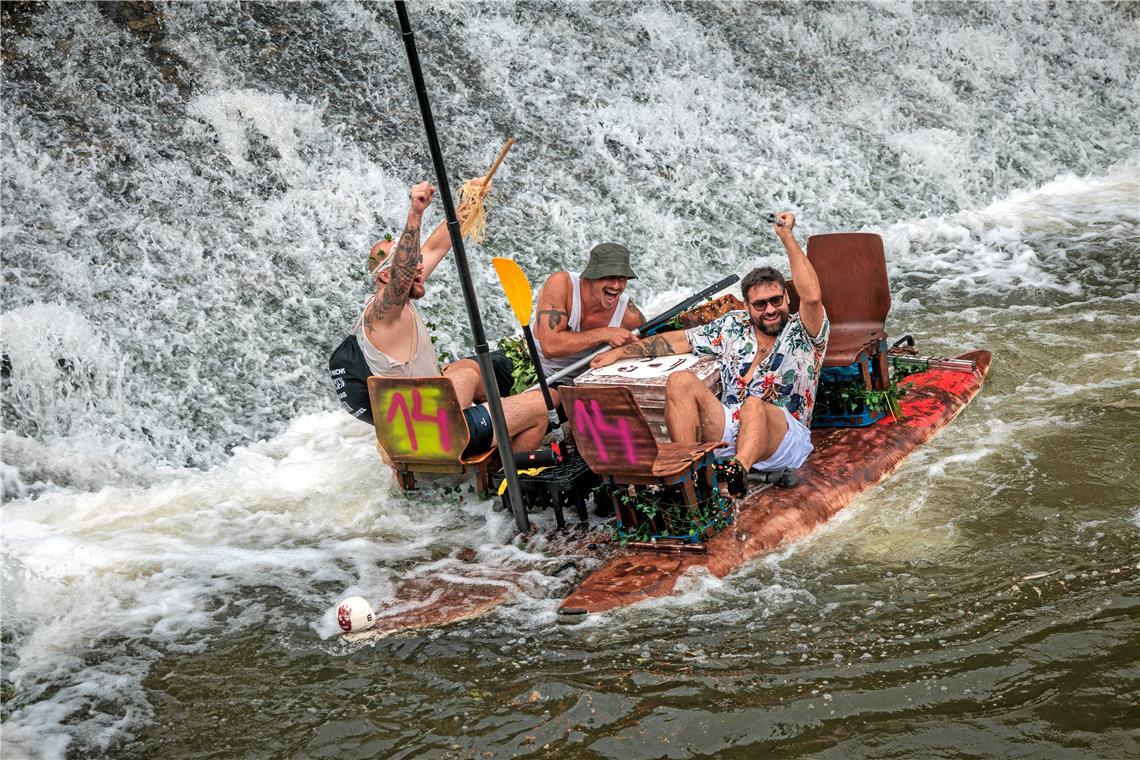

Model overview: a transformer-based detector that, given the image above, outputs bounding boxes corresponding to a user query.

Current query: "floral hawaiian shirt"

[685,309,830,427]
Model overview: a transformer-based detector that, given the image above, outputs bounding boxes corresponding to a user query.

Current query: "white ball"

[336,596,375,633]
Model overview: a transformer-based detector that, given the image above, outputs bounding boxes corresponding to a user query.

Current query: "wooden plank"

[560,385,659,475]
[807,232,890,327]
[344,351,993,636]
[808,232,890,370]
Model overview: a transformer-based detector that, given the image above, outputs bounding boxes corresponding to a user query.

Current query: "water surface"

[2,2,1137,757]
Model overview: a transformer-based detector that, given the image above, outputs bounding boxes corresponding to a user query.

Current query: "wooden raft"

[558,350,993,616]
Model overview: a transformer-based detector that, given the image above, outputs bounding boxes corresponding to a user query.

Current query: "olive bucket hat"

[580,242,637,280]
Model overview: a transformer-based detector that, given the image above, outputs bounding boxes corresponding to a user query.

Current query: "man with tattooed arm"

[328,181,553,456]
[589,212,829,496]
[531,243,646,384]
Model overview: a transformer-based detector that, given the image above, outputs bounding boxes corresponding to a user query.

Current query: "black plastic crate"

[491,450,600,528]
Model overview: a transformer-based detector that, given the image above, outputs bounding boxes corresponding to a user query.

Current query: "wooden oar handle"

[480,138,515,186]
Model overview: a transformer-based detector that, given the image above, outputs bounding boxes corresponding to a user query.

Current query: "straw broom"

[457,138,515,242]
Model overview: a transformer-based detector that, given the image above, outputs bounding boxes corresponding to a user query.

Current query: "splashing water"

[2,2,1138,757]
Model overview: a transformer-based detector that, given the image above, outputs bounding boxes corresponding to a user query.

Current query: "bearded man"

[588,212,828,495]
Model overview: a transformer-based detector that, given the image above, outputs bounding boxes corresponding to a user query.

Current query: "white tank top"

[355,300,441,379]
[531,272,629,382]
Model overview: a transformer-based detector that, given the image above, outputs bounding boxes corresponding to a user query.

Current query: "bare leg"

[733,397,788,471]
[443,359,485,407]
[665,371,726,443]
[496,388,558,452]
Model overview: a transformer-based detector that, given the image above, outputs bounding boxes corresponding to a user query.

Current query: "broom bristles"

[458,138,514,243]
[457,180,492,243]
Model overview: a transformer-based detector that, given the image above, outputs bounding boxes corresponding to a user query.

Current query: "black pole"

[394,1,528,532]
[521,324,562,435]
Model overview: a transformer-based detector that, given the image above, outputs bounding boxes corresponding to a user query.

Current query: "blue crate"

[813,363,887,428]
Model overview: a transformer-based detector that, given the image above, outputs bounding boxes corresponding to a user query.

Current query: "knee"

[665,370,698,397]
[740,396,766,418]
[444,358,479,376]
[740,396,770,425]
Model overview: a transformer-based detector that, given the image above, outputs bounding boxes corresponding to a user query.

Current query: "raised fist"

[410,182,436,215]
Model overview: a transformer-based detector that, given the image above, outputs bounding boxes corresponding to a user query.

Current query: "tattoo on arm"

[627,301,645,324]
[539,307,567,330]
[620,335,675,359]
[365,222,420,330]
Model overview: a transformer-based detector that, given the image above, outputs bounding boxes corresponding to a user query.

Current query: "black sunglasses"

[750,294,786,310]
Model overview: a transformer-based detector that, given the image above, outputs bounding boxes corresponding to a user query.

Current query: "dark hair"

[740,266,786,300]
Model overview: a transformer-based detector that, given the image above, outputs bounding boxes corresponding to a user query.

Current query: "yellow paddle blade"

[492,257,533,326]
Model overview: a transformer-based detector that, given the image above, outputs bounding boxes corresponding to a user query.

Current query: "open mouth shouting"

[600,284,623,306]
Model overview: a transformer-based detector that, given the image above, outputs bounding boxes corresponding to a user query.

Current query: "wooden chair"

[806,232,892,389]
[367,376,498,495]
[560,385,723,541]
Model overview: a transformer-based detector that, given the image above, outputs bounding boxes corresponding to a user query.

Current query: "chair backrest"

[806,232,890,328]
[560,385,658,476]
[368,376,470,464]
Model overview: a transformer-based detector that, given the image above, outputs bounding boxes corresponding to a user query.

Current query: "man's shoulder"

[686,310,748,349]
[543,270,572,286]
[539,271,573,297]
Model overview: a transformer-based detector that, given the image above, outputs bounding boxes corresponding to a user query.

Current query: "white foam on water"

[1,305,125,439]
[3,1,1139,755]
[1014,348,1140,403]
[1,411,503,755]
[982,157,1140,230]
[185,90,324,177]
[882,156,1139,308]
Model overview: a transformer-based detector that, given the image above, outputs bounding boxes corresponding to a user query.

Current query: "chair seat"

[823,323,887,367]
[650,441,722,477]
[460,447,496,467]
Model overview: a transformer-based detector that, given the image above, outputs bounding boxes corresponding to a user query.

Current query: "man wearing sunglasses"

[588,211,828,496]
[328,180,554,456]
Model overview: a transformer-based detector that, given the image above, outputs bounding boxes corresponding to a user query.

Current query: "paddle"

[395,1,528,532]
[459,138,515,242]
[542,273,740,386]
[491,257,562,440]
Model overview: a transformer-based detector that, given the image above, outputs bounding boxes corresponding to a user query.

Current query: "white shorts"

[719,403,813,471]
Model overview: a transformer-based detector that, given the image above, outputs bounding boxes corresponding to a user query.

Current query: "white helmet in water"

[336,596,375,633]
